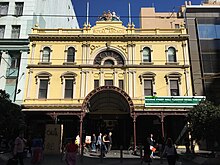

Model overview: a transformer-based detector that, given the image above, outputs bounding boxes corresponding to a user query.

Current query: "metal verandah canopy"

[145,96,206,108]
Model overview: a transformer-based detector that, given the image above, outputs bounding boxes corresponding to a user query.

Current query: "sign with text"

[145,96,205,108]
[44,124,61,154]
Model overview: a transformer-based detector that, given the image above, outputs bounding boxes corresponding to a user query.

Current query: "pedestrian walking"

[147,134,156,158]
[31,136,44,164]
[96,133,102,152]
[141,134,152,165]
[91,133,96,152]
[102,134,108,154]
[65,138,78,165]
[107,132,112,152]
[162,138,178,165]
[13,132,26,165]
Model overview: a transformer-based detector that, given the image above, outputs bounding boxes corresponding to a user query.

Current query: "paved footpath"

[0,152,198,165]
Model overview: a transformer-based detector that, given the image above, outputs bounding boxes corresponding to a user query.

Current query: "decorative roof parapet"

[98,10,120,21]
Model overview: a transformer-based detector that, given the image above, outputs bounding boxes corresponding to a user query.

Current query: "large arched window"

[167,47,177,62]
[67,47,75,62]
[143,47,151,62]
[94,50,124,65]
[42,47,51,63]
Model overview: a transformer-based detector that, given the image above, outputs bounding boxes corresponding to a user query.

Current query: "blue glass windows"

[198,24,220,39]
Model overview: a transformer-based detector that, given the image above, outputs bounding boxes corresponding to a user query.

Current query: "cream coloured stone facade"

[22,19,193,149]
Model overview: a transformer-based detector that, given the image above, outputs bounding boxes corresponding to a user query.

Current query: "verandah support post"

[79,112,85,162]
[132,112,137,155]
[160,112,165,138]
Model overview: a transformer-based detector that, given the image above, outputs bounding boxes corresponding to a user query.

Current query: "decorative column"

[80,71,85,98]
[127,71,134,97]
[0,51,9,89]
[131,43,136,65]
[182,42,190,96]
[82,42,87,64]
[84,71,89,96]
[85,43,90,64]
[127,43,132,65]
[15,50,29,103]
[99,69,104,86]
[30,43,36,64]
[133,71,136,98]
[26,69,33,99]
[113,69,117,86]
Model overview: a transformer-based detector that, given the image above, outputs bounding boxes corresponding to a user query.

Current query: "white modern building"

[0,0,79,103]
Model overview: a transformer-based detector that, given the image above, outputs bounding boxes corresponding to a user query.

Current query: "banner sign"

[145,96,205,107]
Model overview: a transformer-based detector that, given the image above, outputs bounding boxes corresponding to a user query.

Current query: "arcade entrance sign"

[145,96,205,108]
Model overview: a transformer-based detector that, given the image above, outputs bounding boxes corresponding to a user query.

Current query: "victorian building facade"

[22,12,200,151]
[0,0,78,103]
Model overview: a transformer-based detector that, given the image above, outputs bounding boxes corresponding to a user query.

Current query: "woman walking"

[162,138,178,165]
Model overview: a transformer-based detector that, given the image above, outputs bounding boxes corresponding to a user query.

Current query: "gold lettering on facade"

[93,27,124,34]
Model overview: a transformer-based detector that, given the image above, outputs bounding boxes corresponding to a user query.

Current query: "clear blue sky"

[72,0,203,28]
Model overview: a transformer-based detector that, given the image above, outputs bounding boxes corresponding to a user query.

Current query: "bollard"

[120,145,123,163]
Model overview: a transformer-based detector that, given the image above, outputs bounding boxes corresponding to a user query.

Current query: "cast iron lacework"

[93,50,124,65]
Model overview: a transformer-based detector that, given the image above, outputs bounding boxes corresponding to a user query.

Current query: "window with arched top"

[143,47,151,62]
[67,47,75,62]
[104,59,114,65]
[42,47,51,63]
[167,47,177,62]
[94,50,124,65]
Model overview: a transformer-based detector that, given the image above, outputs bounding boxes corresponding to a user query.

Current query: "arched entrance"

[82,86,134,149]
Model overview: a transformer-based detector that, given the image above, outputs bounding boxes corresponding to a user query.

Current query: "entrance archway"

[81,86,134,149]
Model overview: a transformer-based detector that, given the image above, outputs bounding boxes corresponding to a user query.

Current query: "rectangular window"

[144,80,153,96]
[175,24,180,29]
[119,80,124,90]
[11,25,21,39]
[170,80,179,96]
[0,25,5,38]
[0,2,9,16]
[94,80,99,89]
[64,79,73,98]
[198,24,216,39]
[38,79,48,99]
[10,57,20,69]
[15,2,24,16]
[105,80,113,86]
[202,53,220,73]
